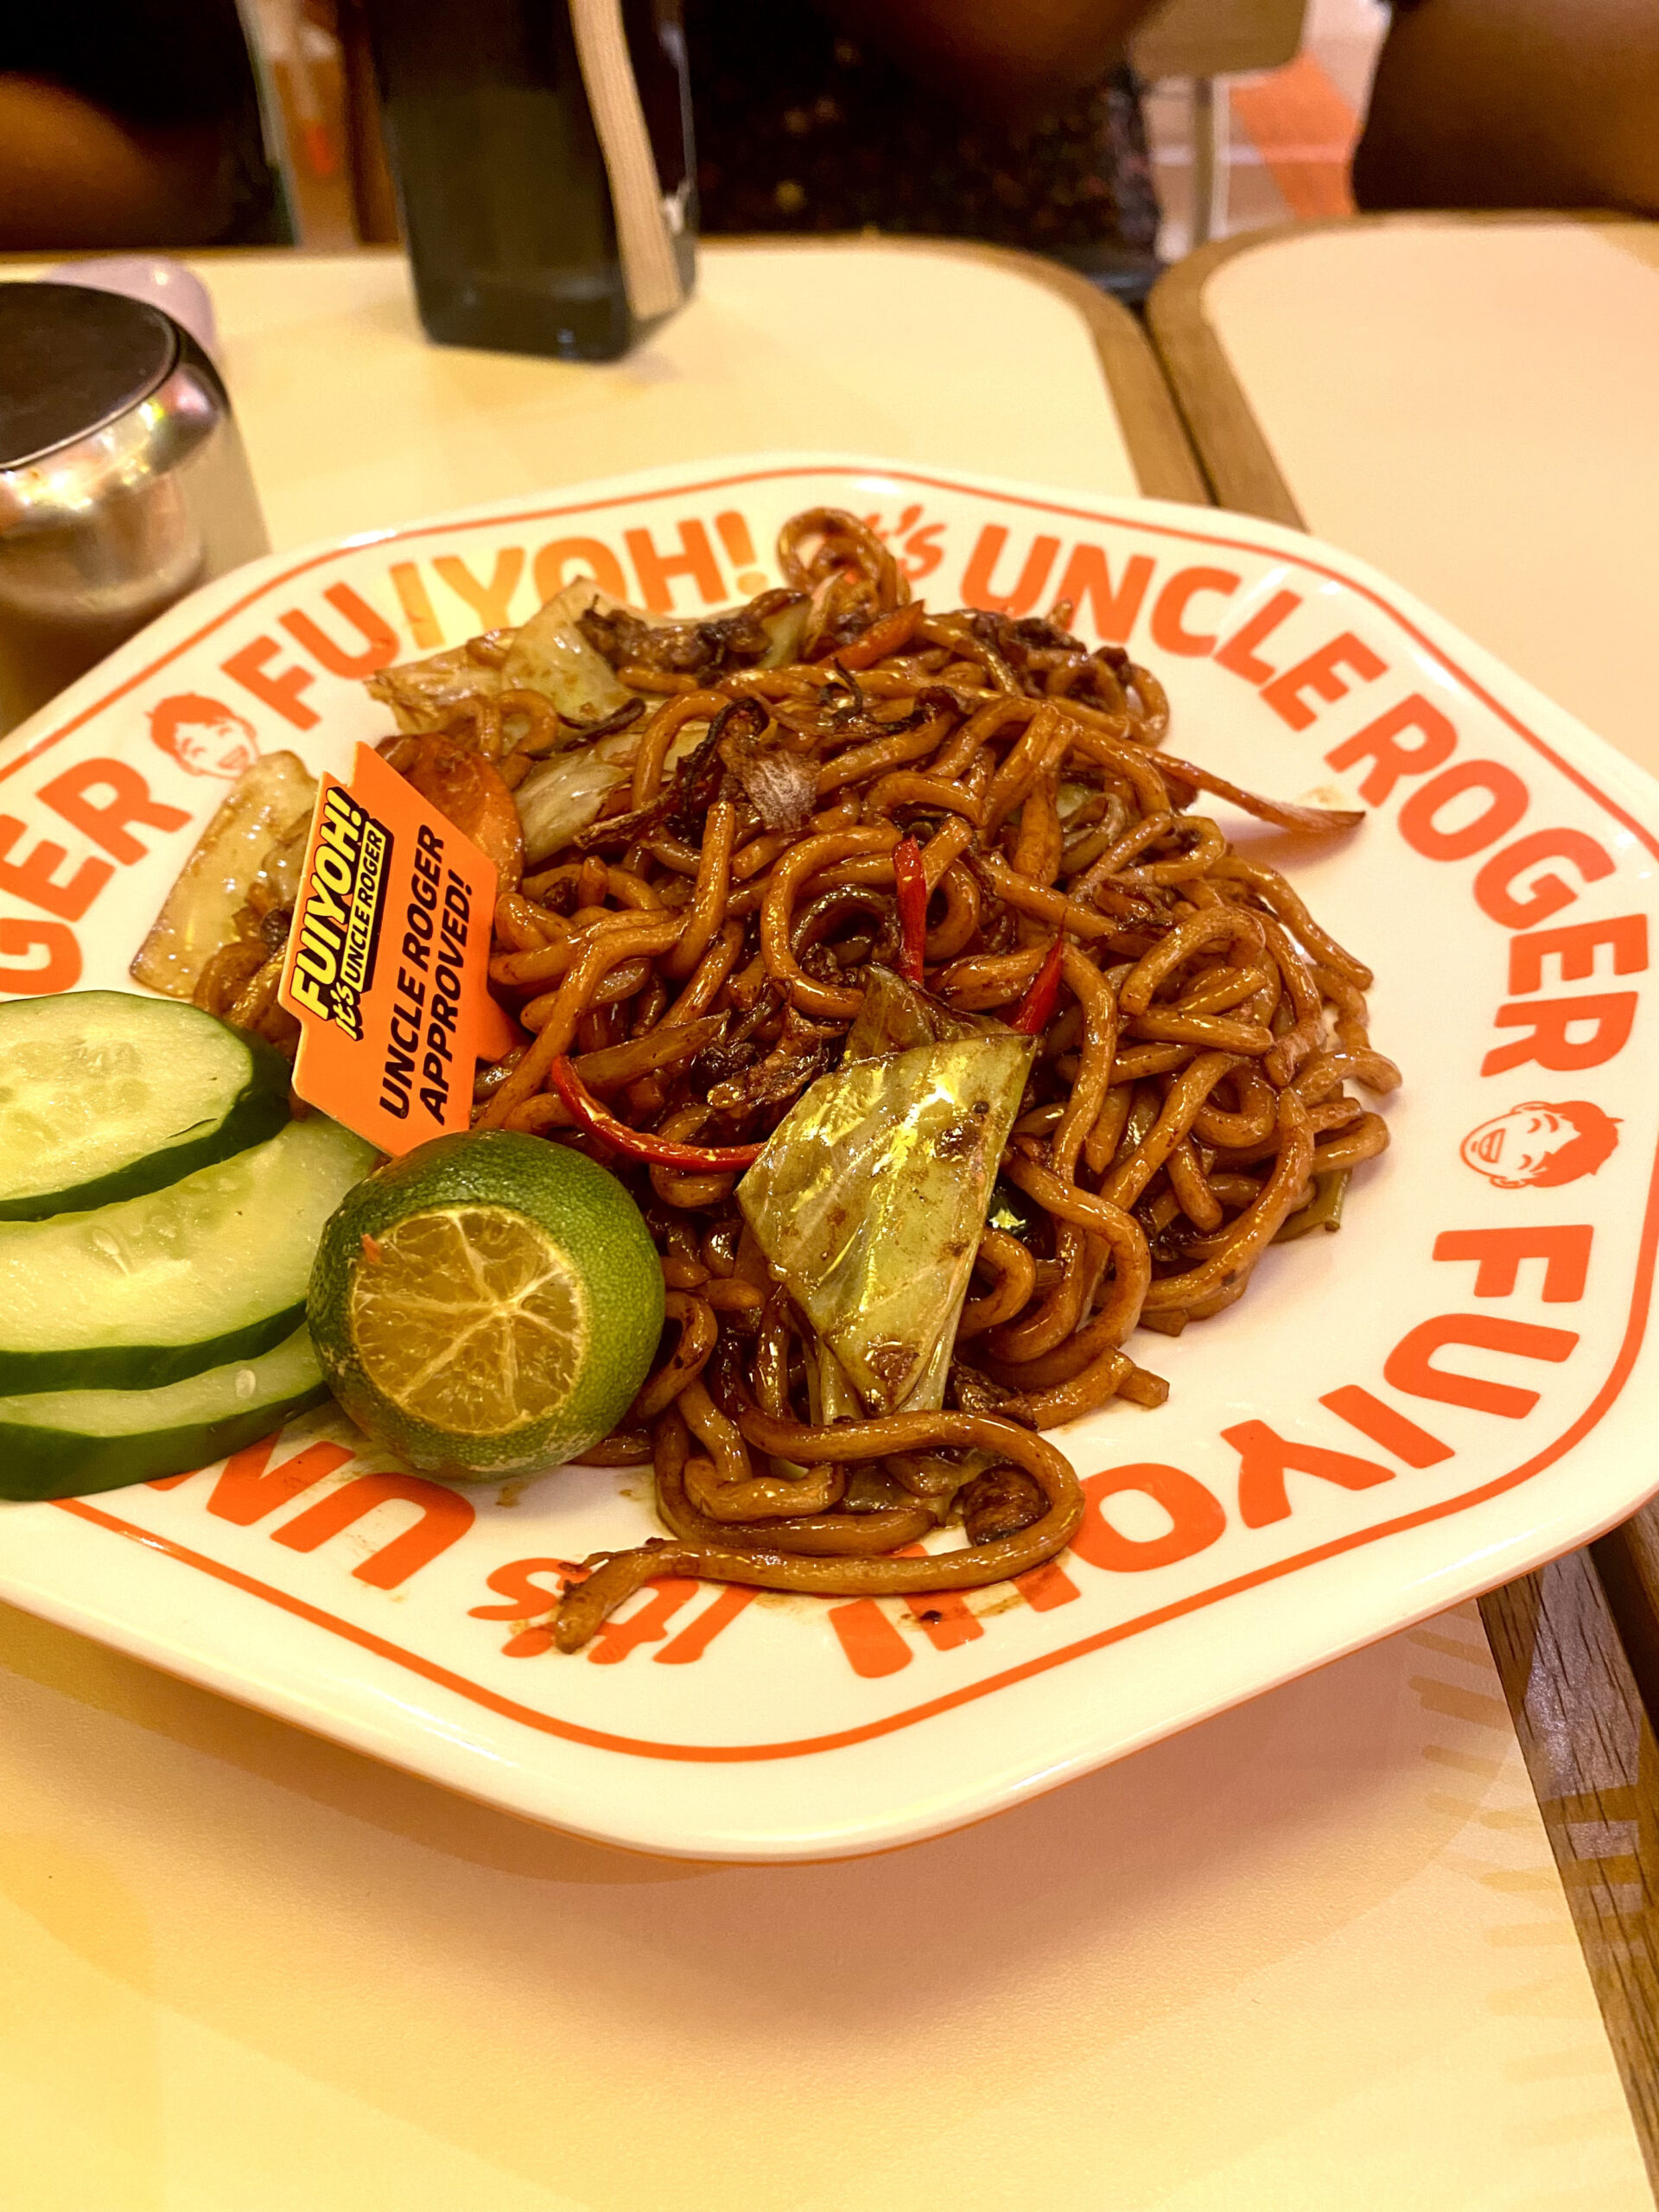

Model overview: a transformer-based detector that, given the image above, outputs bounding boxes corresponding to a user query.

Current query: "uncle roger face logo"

[1460,1100,1621,1190]
[148,693,260,779]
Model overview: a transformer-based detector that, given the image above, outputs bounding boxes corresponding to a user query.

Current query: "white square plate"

[3,454,1655,1860]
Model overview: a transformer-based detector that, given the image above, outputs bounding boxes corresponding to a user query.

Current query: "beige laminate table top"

[178,239,1199,549]
[1149,217,1659,774]
[0,240,1647,2211]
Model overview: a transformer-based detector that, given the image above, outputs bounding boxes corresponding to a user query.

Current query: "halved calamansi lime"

[308,1132,664,1478]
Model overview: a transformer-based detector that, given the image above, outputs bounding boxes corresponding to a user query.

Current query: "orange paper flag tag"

[278,742,499,1155]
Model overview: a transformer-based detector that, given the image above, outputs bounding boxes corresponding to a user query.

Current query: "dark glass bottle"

[361,0,696,362]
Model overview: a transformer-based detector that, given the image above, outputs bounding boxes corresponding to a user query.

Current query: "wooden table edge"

[1481,1561,1659,2197]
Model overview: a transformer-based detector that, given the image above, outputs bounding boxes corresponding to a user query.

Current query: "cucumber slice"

[0,1114,378,1393]
[0,991,291,1219]
[0,1325,329,1500]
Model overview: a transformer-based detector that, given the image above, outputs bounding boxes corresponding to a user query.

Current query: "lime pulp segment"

[348,1205,588,1438]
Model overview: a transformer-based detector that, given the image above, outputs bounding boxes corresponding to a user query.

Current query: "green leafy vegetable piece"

[739,995,1034,1416]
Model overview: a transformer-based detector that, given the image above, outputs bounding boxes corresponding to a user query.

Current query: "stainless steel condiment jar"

[0,282,269,737]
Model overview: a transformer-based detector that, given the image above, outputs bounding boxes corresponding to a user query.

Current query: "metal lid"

[0,283,179,471]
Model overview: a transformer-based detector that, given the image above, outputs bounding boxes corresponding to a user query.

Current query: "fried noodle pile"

[226,509,1405,1652]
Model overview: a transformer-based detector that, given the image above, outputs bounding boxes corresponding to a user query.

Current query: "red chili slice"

[823,601,925,670]
[548,1057,765,1170]
[1009,937,1065,1035]
[892,835,929,985]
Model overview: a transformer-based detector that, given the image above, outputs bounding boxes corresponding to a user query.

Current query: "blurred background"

[1140,0,1385,257]
[257,0,1388,264]
[4,0,1654,302]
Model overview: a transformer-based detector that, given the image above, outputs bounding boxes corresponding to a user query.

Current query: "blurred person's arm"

[0,0,259,249]
[828,0,1164,124]
[0,76,232,248]
[1354,0,1659,214]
